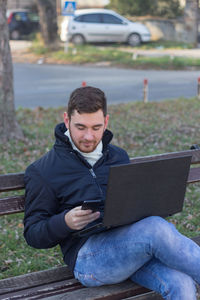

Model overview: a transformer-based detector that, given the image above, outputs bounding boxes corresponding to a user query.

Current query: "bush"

[107,0,183,18]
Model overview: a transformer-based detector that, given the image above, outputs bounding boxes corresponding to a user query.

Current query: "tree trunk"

[0,0,23,142]
[36,0,59,50]
[184,0,199,46]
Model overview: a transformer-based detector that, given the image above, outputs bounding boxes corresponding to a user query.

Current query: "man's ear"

[104,114,109,130]
[63,112,70,129]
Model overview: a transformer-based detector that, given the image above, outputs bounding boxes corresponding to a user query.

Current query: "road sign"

[62,1,76,16]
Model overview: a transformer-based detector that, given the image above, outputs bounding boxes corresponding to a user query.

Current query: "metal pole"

[64,17,71,53]
[143,79,148,103]
[198,77,200,100]
[64,34,69,53]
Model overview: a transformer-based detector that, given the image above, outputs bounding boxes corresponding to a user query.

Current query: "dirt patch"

[11,50,40,64]
[10,40,39,64]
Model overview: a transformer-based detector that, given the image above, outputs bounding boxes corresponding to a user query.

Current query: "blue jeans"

[74,216,200,300]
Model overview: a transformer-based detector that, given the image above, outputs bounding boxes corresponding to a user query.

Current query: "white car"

[60,9,151,46]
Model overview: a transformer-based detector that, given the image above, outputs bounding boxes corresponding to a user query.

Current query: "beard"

[68,128,103,153]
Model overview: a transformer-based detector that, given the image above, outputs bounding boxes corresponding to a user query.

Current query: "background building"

[7,0,109,10]
[7,0,32,9]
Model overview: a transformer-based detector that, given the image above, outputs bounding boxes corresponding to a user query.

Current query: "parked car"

[7,9,39,40]
[60,9,151,46]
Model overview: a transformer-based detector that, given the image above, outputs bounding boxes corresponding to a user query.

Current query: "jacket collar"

[54,122,113,151]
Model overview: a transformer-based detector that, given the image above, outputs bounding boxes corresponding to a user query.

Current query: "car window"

[102,14,124,24]
[14,12,28,21]
[81,13,102,23]
[74,15,83,22]
[27,13,39,22]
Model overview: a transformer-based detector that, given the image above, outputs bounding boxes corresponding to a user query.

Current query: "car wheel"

[72,34,85,45]
[128,33,141,47]
[11,30,20,40]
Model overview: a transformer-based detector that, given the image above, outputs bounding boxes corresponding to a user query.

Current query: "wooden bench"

[1,148,200,300]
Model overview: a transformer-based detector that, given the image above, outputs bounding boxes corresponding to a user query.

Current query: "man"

[24,86,200,300]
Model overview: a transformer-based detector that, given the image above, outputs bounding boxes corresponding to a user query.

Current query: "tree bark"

[184,0,199,46]
[0,0,23,142]
[36,0,59,50]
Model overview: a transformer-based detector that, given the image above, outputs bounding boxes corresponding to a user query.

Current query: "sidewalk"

[119,47,200,59]
[9,40,200,64]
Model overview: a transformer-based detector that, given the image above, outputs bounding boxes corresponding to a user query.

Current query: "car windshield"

[14,12,39,22]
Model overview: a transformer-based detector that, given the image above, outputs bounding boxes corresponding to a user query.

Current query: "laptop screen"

[103,155,192,227]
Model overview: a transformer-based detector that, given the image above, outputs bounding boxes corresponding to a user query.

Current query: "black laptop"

[74,154,192,237]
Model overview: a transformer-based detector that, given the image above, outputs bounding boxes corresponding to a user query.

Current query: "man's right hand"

[64,206,100,230]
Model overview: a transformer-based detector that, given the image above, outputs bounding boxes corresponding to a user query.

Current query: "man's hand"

[65,206,100,230]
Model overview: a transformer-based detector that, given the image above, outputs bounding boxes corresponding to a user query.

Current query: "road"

[13,63,200,108]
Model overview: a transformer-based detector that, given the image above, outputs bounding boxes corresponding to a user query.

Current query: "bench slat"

[0,150,200,194]
[1,279,150,300]
[192,235,200,245]
[0,166,199,216]
[1,278,81,300]
[50,281,149,300]
[125,292,162,300]
[0,150,199,194]
[187,167,200,183]
[0,266,73,295]
[0,195,25,215]
[187,167,200,184]
[0,172,24,192]
[131,149,200,165]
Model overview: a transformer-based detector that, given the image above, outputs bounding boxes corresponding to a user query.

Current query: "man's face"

[64,109,109,153]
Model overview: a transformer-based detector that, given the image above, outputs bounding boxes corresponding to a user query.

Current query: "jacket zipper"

[89,168,103,197]
[71,150,105,197]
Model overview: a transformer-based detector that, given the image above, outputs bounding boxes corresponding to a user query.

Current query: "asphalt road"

[13,63,200,108]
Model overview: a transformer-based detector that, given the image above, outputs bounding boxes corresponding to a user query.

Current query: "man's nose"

[84,130,94,140]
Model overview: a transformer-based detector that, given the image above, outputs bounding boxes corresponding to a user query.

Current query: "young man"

[24,86,200,300]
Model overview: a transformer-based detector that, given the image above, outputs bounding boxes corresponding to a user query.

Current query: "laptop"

[74,154,192,237]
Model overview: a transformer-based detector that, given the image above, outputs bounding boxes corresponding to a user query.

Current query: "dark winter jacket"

[24,123,130,271]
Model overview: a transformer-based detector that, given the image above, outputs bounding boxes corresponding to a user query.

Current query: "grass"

[0,97,200,279]
[29,37,200,70]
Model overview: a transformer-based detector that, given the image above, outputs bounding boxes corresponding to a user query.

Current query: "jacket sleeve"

[121,148,130,164]
[23,164,74,249]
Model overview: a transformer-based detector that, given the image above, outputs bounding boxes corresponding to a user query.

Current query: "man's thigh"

[74,221,153,286]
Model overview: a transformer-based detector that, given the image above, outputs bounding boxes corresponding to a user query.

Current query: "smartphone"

[81,200,101,212]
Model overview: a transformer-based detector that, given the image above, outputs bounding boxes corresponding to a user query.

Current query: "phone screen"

[81,200,101,212]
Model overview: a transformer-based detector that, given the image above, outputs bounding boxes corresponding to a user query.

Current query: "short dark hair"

[67,86,107,119]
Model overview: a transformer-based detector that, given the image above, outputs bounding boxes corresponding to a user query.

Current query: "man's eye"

[77,126,85,130]
[93,127,101,131]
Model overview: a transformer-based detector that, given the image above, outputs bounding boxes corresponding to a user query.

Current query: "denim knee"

[132,216,176,244]
[135,216,174,232]
[142,216,174,232]
[164,272,196,300]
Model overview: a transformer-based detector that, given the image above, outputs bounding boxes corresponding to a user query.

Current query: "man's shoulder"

[108,144,130,162]
[25,149,55,176]
[25,144,74,179]
[108,144,128,154]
